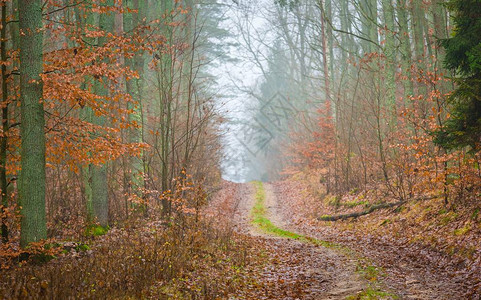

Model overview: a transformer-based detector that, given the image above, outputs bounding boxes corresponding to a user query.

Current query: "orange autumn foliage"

[285,51,481,204]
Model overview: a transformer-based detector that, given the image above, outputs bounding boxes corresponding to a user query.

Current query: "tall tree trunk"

[431,0,447,41]
[431,0,449,94]
[124,0,146,197]
[1,1,9,243]
[91,0,115,227]
[411,0,425,62]
[397,0,413,98]
[411,0,428,99]
[319,0,331,105]
[76,4,95,222]
[431,0,448,65]
[368,0,378,49]
[360,0,378,53]
[381,0,396,116]
[18,0,46,247]
[159,0,174,215]
[339,0,351,60]
[182,0,200,173]
[325,0,334,84]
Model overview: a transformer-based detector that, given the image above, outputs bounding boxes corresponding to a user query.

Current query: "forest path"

[230,181,465,299]
[231,182,382,299]
[269,180,474,300]
[209,181,463,299]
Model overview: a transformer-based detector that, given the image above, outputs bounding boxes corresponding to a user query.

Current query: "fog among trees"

[0,0,480,298]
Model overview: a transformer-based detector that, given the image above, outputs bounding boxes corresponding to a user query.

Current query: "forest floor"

[1,179,479,299]
[208,180,480,299]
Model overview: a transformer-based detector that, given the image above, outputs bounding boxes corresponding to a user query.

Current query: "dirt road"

[207,181,472,299]
[208,181,388,299]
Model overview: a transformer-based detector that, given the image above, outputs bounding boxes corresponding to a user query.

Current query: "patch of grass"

[453,223,471,236]
[251,182,299,239]
[85,224,109,237]
[346,287,396,300]
[357,264,381,281]
[439,211,458,226]
[325,195,341,207]
[75,243,91,252]
[352,260,399,299]
[379,219,391,226]
[349,269,397,299]
[438,208,448,215]
[471,208,480,221]
[349,188,359,195]
[343,200,369,208]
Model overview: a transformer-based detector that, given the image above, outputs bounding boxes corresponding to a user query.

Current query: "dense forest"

[0,0,480,298]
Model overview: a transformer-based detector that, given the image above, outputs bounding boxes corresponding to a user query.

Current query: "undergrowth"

[0,209,261,299]
[0,176,272,298]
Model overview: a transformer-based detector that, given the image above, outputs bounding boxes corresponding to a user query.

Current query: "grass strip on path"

[250,181,333,247]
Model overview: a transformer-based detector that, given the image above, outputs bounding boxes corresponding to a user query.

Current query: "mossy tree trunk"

[1,0,10,243]
[18,0,46,247]
[124,0,146,200]
[75,3,95,222]
[91,0,115,227]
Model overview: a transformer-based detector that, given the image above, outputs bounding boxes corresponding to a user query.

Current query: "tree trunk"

[159,0,174,215]
[77,4,95,222]
[360,0,378,53]
[124,0,146,199]
[431,0,447,41]
[91,0,115,227]
[319,0,331,105]
[1,1,9,243]
[18,0,46,247]
[397,0,413,98]
[381,0,396,117]
[325,0,334,84]
[411,0,425,62]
